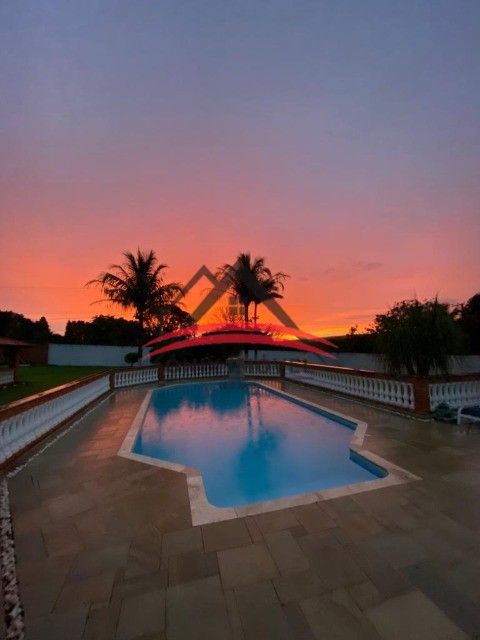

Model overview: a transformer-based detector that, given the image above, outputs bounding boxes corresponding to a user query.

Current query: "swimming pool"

[131,381,386,508]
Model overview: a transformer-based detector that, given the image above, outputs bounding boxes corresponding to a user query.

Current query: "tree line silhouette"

[1,248,478,376]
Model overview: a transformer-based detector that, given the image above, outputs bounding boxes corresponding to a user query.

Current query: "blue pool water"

[133,381,385,508]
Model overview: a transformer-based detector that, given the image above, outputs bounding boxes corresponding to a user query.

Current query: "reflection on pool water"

[133,381,385,508]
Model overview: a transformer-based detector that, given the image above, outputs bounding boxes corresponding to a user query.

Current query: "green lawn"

[0,365,108,406]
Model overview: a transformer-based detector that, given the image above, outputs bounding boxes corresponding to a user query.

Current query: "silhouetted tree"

[452,292,480,354]
[87,249,184,355]
[0,311,56,343]
[64,315,140,345]
[370,298,461,376]
[216,253,288,323]
[64,320,87,344]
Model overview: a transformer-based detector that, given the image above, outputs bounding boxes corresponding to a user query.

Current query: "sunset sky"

[1,1,479,337]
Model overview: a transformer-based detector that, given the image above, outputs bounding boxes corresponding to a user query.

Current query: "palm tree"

[216,252,288,324]
[252,272,288,325]
[87,249,184,356]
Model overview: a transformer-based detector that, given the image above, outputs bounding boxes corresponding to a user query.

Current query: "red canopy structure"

[144,322,337,348]
[145,330,336,360]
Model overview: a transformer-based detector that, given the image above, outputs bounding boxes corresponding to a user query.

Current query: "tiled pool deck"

[2,381,480,639]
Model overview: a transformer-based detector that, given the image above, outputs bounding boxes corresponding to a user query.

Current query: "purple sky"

[1,1,479,334]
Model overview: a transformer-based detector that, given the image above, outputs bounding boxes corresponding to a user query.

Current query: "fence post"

[279,362,286,379]
[109,370,116,390]
[412,378,431,414]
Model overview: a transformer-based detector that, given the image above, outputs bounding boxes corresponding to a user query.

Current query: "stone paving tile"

[408,526,464,563]
[112,570,168,600]
[329,525,355,546]
[336,511,386,539]
[116,589,165,640]
[282,602,317,640]
[301,592,382,640]
[234,580,296,640]
[347,580,383,611]
[330,587,373,623]
[11,506,52,535]
[131,525,163,549]
[161,527,203,557]
[320,495,365,520]
[254,508,299,533]
[435,556,480,603]
[81,517,133,548]
[55,571,116,611]
[421,512,478,554]
[42,523,85,557]
[44,491,95,520]
[264,529,310,574]
[224,590,245,640]
[365,590,470,640]
[287,524,308,538]
[291,503,336,532]
[298,531,366,590]
[13,530,47,562]
[166,575,232,640]
[347,542,414,601]
[354,486,409,513]
[125,545,161,580]
[244,516,263,542]
[373,505,423,532]
[26,606,89,640]
[9,488,42,513]
[443,500,480,531]
[444,469,480,485]
[366,529,431,568]
[205,550,220,576]
[149,508,191,534]
[83,601,121,640]
[401,561,480,638]
[68,544,130,580]
[16,553,73,586]
[218,542,279,589]
[168,549,209,586]
[22,579,65,619]
[272,569,327,604]
[202,518,252,552]
[6,382,480,640]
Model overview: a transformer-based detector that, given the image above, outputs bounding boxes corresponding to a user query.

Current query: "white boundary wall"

[47,344,479,373]
[48,344,150,367]
[334,354,480,375]
[241,351,480,374]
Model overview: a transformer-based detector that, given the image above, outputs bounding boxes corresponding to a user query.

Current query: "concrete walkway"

[3,381,480,639]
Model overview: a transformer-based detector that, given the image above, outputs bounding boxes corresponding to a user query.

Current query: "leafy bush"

[124,352,139,367]
[370,298,461,376]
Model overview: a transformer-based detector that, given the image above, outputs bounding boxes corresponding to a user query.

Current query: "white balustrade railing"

[429,380,480,410]
[285,365,415,410]
[3,361,475,468]
[0,375,110,465]
[244,363,280,377]
[165,364,228,380]
[0,370,14,386]
[114,368,159,388]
